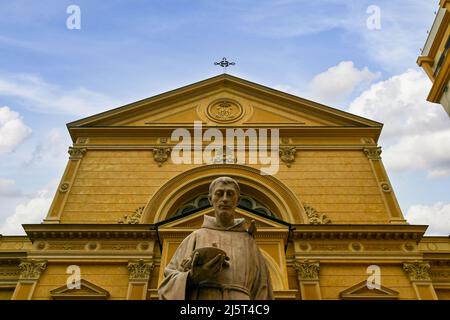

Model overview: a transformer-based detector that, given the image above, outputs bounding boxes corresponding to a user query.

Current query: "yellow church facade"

[0,74,449,300]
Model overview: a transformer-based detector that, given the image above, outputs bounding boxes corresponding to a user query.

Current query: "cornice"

[428,51,450,102]
[158,228,289,241]
[68,126,382,143]
[290,224,427,242]
[23,224,157,241]
[0,253,27,261]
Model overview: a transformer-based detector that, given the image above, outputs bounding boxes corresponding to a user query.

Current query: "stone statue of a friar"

[158,177,274,300]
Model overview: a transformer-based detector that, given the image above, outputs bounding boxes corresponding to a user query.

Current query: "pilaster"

[363,147,406,223]
[293,260,322,300]
[126,259,154,300]
[11,260,47,300]
[403,262,438,300]
[44,147,86,223]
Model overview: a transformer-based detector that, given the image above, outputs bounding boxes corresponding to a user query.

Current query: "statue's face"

[209,182,239,222]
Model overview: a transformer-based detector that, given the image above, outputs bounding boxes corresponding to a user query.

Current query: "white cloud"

[302,61,380,106]
[0,73,121,116]
[348,69,447,138]
[0,106,32,154]
[406,202,450,236]
[0,178,23,197]
[25,128,69,167]
[0,185,54,235]
[348,69,450,178]
[382,130,450,178]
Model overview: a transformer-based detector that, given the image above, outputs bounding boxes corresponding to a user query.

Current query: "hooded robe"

[158,215,274,300]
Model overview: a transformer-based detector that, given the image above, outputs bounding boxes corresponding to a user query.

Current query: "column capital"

[127,260,154,281]
[68,147,87,159]
[363,147,382,160]
[294,260,320,281]
[19,260,47,280]
[403,262,431,281]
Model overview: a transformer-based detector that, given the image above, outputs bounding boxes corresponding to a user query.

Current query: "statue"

[158,176,274,300]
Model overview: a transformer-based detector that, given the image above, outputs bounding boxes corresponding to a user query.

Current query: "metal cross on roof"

[214,57,235,73]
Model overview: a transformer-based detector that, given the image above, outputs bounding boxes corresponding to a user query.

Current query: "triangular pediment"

[50,279,110,300]
[158,206,289,231]
[67,74,381,130]
[340,280,399,300]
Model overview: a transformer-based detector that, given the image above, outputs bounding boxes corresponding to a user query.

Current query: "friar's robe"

[158,215,274,300]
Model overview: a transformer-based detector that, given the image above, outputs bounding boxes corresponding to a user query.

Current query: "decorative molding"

[361,137,374,144]
[206,99,243,123]
[35,241,47,251]
[152,147,171,167]
[294,261,320,281]
[50,279,109,300]
[349,242,364,252]
[85,242,99,251]
[403,262,431,281]
[403,242,416,252]
[280,137,291,144]
[0,268,20,278]
[279,146,296,167]
[68,147,87,159]
[59,182,70,193]
[290,224,426,241]
[23,224,157,241]
[127,260,154,281]
[303,205,331,224]
[18,260,47,280]
[380,181,392,193]
[159,137,168,144]
[363,147,382,160]
[340,280,399,300]
[430,270,450,279]
[118,206,145,224]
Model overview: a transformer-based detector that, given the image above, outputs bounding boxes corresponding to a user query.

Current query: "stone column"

[11,260,47,300]
[403,262,438,300]
[126,260,154,300]
[294,260,322,300]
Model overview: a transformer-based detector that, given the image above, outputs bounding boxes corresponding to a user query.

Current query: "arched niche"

[141,164,306,224]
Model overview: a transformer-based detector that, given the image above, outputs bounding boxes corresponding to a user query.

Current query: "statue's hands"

[188,252,227,285]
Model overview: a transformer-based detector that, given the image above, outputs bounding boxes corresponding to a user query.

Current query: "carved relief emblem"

[279,146,296,167]
[304,205,331,224]
[206,99,243,123]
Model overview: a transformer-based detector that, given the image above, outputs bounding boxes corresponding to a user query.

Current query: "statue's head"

[208,177,240,227]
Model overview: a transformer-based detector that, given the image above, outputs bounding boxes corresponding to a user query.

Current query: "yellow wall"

[319,264,417,299]
[33,264,129,300]
[58,149,388,224]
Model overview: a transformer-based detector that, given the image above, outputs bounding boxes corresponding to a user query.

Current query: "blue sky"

[0,0,449,235]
